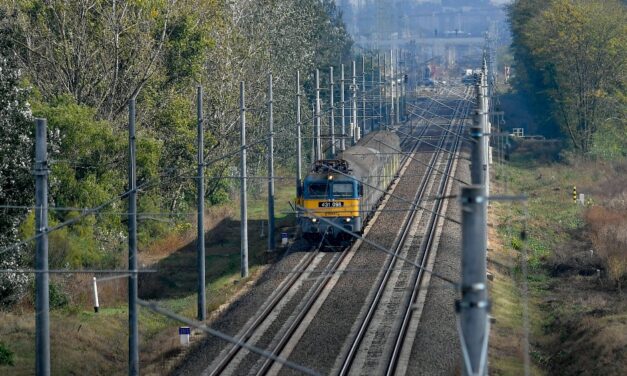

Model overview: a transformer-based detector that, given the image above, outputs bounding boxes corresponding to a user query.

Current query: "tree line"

[508,0,626,154]
[0,0,352,305]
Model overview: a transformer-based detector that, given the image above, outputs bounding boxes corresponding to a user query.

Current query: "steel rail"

[337,89,467,376]
[252,104,437,376]
[384,88,472,376]
[210,92,441,376]
[208,241,324,376]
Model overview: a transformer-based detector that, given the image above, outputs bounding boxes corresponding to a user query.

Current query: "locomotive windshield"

[306,182,329,198]
[332,182,355,198]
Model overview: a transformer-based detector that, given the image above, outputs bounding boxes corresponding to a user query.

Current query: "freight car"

[297,131,401,243]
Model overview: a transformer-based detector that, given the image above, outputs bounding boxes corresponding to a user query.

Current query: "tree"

[509,0,627,152]
[5,0,179,121]
[0,9,32,304]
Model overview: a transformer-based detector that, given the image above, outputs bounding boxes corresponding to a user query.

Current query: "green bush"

[0,342,14,366]
[49,282,69,309]
[28,281,69,309]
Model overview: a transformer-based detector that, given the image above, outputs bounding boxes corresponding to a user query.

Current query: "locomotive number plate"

[318,201,344,208]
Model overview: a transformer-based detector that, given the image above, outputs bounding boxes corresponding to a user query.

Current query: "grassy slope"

[489,144,627,375]
[0,182,297,375]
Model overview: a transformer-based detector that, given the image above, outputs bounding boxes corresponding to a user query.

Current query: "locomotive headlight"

[311,218,318,223]
[345,218,351,223]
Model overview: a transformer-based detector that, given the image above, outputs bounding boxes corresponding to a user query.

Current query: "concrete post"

[352,60,358,144]
[481,63,490,197]
[34,118,50,376]
[341,64,346,151]
[397,49,402,122]
[361,56,366,137]
[267,74,275,252]
[127,99,139,376]
[196,86,206,320]
[315,69,322,160]
[458,186,489,376]
[470,110,485,186]
[330,67,336,156]
[240,82,249,278]
[378,53,382,130]
[383,53,388,128]
[390,50,395,125]
[296,71,303,196]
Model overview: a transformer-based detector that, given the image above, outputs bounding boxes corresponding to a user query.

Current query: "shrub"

[0,342,14,366]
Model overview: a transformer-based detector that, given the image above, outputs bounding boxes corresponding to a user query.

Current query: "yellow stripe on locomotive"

[302,198,359,217]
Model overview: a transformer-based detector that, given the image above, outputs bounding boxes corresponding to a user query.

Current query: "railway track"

[176,87,471,376]
[387,89,472,375]
[336,86,472,376]
[205,100,436,376]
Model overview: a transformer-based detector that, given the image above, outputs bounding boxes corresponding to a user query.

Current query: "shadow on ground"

[139,215,295,300]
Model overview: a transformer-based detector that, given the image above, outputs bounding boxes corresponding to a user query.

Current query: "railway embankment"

[488,143,627,375]
[0,180,297,375]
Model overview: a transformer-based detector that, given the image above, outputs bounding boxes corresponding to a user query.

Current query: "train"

[296,131,401,243]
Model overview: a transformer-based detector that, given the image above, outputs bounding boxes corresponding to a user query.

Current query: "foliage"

[590,119,627,160]
[48,282,69,309]
[0,0,353,305]
[0,342,14,366]
[509,0,627,152]
[0,8,32,305]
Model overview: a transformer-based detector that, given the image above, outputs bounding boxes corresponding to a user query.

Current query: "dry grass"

[584,206,627,291]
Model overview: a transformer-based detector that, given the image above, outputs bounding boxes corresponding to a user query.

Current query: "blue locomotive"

[296,131,401,242]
